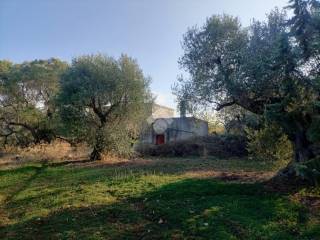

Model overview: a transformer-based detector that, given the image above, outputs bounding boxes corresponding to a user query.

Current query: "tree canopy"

[174,1,320,163]
[0,54,152,160]
[0,58,67,145]
[58,54,152,160]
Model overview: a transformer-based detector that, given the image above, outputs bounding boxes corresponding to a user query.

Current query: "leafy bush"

[136,134,247,158]
[203,134,248,157]
[102,123,138,157]
[294,157,320,186]
[246,124,293,163]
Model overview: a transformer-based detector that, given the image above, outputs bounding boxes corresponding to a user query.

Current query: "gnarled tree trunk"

[293,131,314,163]
[269,129,316,189]
[90,126,106,161]
[90,146,103,161]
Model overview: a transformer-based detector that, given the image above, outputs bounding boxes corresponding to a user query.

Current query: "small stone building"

[141,104,208,145]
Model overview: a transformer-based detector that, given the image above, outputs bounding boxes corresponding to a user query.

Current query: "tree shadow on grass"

[48,159,93,167]
[1,165,47,203]
[0,157,275,193]
[0,165,42,176]
[1,178,317,240]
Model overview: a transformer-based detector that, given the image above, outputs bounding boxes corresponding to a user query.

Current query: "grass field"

[0,157,319,239]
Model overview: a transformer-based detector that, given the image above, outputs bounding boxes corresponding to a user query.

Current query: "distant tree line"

[0,54,152,160]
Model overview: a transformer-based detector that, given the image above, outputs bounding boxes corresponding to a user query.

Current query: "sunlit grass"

[0,157,319,239]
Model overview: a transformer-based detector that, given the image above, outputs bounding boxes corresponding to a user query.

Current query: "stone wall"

[140,117,208,144]
[166,117,208,142]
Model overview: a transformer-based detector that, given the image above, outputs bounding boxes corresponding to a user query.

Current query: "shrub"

[294,157,320,186]
[246,124,293,163]
[136,134,247,158]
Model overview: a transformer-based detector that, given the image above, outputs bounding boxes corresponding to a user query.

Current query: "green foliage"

[175,9,288,115]
[193,106,262,136]
[0,59,68,145]
[175,3,320,163]
[58,54,152,159]
[137,134,247,158]
[287,0,320,59]
[221,106,262,135]
[193,111,225,134]
[246,124,293,163]
[95,122,137,157]
[294,157,320,186]
[0,54,152,155]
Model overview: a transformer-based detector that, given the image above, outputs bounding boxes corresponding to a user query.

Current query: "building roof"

[152,103,175,119]
[156,116,208,123]
[152,103,174,112]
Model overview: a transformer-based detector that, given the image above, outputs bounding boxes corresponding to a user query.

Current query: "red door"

[156,134,165,145]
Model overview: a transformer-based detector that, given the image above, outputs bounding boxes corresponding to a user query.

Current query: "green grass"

[0,157,319,239]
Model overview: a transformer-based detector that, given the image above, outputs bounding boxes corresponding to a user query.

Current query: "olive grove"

[0,54,152,160]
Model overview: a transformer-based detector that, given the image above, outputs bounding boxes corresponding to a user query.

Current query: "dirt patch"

[263,167,309,194]
[290,193,320,217]
[300,196,320,213]
[65,158,274,183]
[184,170,274,182]
[0,141,90,169]
[0,152,276,183]
[63,157,147,168]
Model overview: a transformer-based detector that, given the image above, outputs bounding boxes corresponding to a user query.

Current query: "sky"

[0,0,289,111]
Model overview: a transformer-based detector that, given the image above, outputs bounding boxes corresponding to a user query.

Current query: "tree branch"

[215,99,236,111]
[0,117,37,138]
[90,97,106,124]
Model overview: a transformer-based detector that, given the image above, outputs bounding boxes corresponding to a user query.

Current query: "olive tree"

[0,58,67,145]
[58,54,152,160]
[174,3,320,164]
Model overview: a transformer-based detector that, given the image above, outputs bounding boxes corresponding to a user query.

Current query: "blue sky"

[0,0,288,110]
